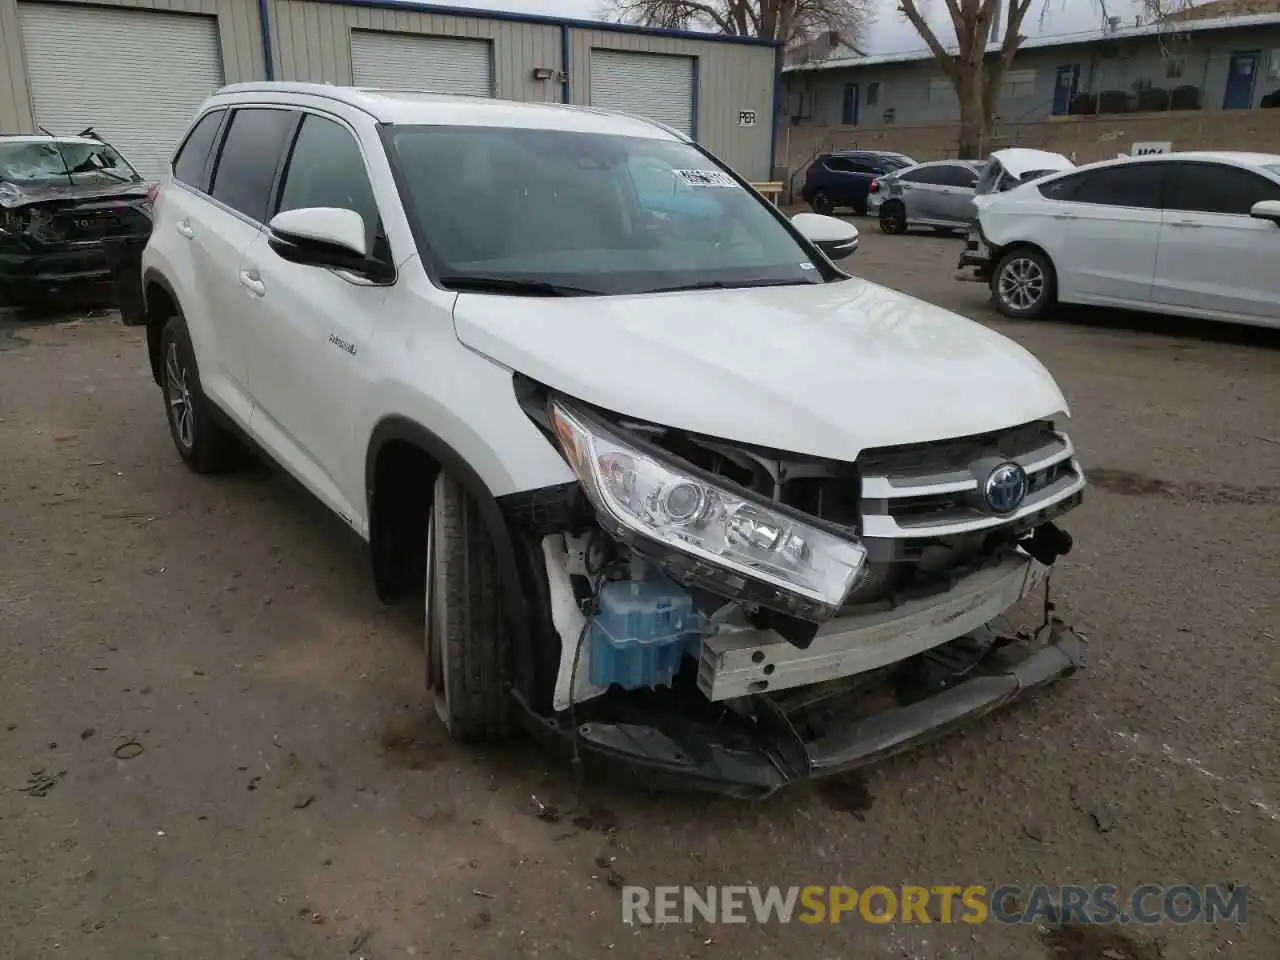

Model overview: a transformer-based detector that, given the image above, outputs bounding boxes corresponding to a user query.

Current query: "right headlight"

[548,399,867,621]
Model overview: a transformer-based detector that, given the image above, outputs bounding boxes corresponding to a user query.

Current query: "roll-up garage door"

[18,3,224,180]
[350,31,494,96]
[589,50,695,135]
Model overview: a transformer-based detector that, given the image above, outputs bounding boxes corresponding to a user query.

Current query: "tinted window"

[938,164,980,188]
[825,156,857,173]
[172,109,224,190]
[1167,161,1280,215]
[389,124,823,296]
[276,114,382,254]
[901,165,948,186]
[210,108,297,222]
[1066,163,1165,208]
[1037,172,1083,200]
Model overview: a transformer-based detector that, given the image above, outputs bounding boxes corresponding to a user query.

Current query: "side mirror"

[267,207,392,280]
[1249,199,1280,225]
[792,211,859,261]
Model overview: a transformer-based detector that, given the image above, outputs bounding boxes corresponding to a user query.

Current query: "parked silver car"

[867,160,985,235]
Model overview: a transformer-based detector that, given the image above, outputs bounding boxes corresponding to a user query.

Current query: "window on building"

[1000,69,1037,99]
[928,78,956,105]
[1165,56,1186,79]
[1167,161,1280,215]
[867,82,881,106]
[210,108,298,223]
[841,83,859,125]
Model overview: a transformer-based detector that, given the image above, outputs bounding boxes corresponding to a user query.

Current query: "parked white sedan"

[958,151,1280,329]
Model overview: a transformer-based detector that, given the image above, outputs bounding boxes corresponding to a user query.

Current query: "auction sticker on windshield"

[673,169,738,188]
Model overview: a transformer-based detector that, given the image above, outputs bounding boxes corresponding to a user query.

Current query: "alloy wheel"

[164,341,195,450]
[998,257,1045,313]
[812,191,833,215]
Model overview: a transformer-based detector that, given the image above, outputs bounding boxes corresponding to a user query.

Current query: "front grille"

[857,419,1084,543]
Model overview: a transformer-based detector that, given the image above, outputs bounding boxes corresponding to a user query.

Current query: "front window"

[0,139,141,187]
[387,125,825,296]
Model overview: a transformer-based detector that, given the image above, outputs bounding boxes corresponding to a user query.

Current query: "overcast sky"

[436,0,1153,55]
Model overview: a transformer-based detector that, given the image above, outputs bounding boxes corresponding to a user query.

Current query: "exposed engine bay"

[503,377,1086,795]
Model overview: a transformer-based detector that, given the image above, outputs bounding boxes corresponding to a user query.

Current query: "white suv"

[134,82,1086,796]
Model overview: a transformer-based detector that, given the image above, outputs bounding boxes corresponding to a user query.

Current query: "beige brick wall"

[780,109,1280,190]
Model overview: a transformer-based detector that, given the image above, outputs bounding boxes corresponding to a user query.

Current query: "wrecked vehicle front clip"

[496,382,1087,797]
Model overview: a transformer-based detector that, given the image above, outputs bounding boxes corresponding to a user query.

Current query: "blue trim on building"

[560,23,571,104]
[257,0,275,80]
[690,55,700,139]
[303,0,781,48]
[768,43,782,174]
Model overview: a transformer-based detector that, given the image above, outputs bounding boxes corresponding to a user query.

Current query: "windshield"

[387,125,823,296]
[0,140,141,186]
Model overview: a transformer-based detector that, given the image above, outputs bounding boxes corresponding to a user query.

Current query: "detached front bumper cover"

[512,616,1085,798]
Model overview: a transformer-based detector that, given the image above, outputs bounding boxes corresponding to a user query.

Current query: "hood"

[453,278,1069,461]
[0,179,149,210]
[989,148,1074,179]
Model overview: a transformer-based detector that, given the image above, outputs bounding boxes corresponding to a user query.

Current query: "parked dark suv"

[801,150,916,216]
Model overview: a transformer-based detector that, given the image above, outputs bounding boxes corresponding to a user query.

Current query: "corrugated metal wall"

[0,0,776,180]
[0,0,265,133]
[268,0,563,102]
[569,29,775,180]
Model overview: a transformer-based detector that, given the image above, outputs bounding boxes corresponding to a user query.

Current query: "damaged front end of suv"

[501,376,1086,798]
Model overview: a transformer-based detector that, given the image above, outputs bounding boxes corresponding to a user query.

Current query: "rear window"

[172,109,225,191]
[210,107,297,222]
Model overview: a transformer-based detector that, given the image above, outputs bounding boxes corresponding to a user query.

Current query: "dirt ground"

[1,229,1278,960]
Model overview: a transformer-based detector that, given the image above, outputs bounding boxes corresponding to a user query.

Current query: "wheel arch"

[142,268,180,386]
[364,415,532,658]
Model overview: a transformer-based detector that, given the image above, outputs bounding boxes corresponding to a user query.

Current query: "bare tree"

[899,0,1201,159]
[605,0,875,47]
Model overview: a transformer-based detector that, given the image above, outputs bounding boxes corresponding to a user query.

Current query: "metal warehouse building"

[0,0,779,181]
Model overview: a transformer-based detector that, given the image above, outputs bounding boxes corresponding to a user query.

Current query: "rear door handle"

[238,269,266,297]
[1051,213,1078,220]
[1171,218,1202,228]
[176,220,194,239]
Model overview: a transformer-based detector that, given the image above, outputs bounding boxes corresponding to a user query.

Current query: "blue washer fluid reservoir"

[588,559,702,691]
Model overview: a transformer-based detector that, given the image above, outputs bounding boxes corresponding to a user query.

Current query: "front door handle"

[1170,218,1202,228]
[176,220,194,239]
[238,269,266,297]
[1051,213,1079,220]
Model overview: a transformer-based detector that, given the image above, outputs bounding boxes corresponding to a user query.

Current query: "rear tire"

[425,470,510,742]
[810,191,834,216]
[159,314,239,473]
[879,202,908,234]
[991,248,1056,320]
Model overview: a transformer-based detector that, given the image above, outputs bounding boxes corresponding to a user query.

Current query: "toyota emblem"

[983,462,1027,514]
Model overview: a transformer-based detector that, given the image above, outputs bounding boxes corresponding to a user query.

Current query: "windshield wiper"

[648,278,817,294]
[441,275,600,297]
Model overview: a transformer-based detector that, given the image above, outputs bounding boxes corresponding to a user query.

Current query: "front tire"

[159,314,238,473]
[991,248,1056,319]
[425,470,510,742]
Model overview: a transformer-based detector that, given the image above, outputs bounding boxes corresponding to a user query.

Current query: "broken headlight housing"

[549,400,867,621]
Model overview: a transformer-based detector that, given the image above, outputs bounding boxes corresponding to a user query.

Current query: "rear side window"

[171,109,225,190]
[901,165,947,185]
[1063,163,1165,209]
[825,156,856,173]
[210,108,298,222]
[1167,161,1280,215]
[276,114,383,255]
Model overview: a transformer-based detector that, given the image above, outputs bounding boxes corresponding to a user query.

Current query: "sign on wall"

[738,110,757,127]
[1131,141,1172,156]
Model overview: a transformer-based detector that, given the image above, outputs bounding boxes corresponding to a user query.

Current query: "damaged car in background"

[0,131,154,306]
[137,84,1088,799]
